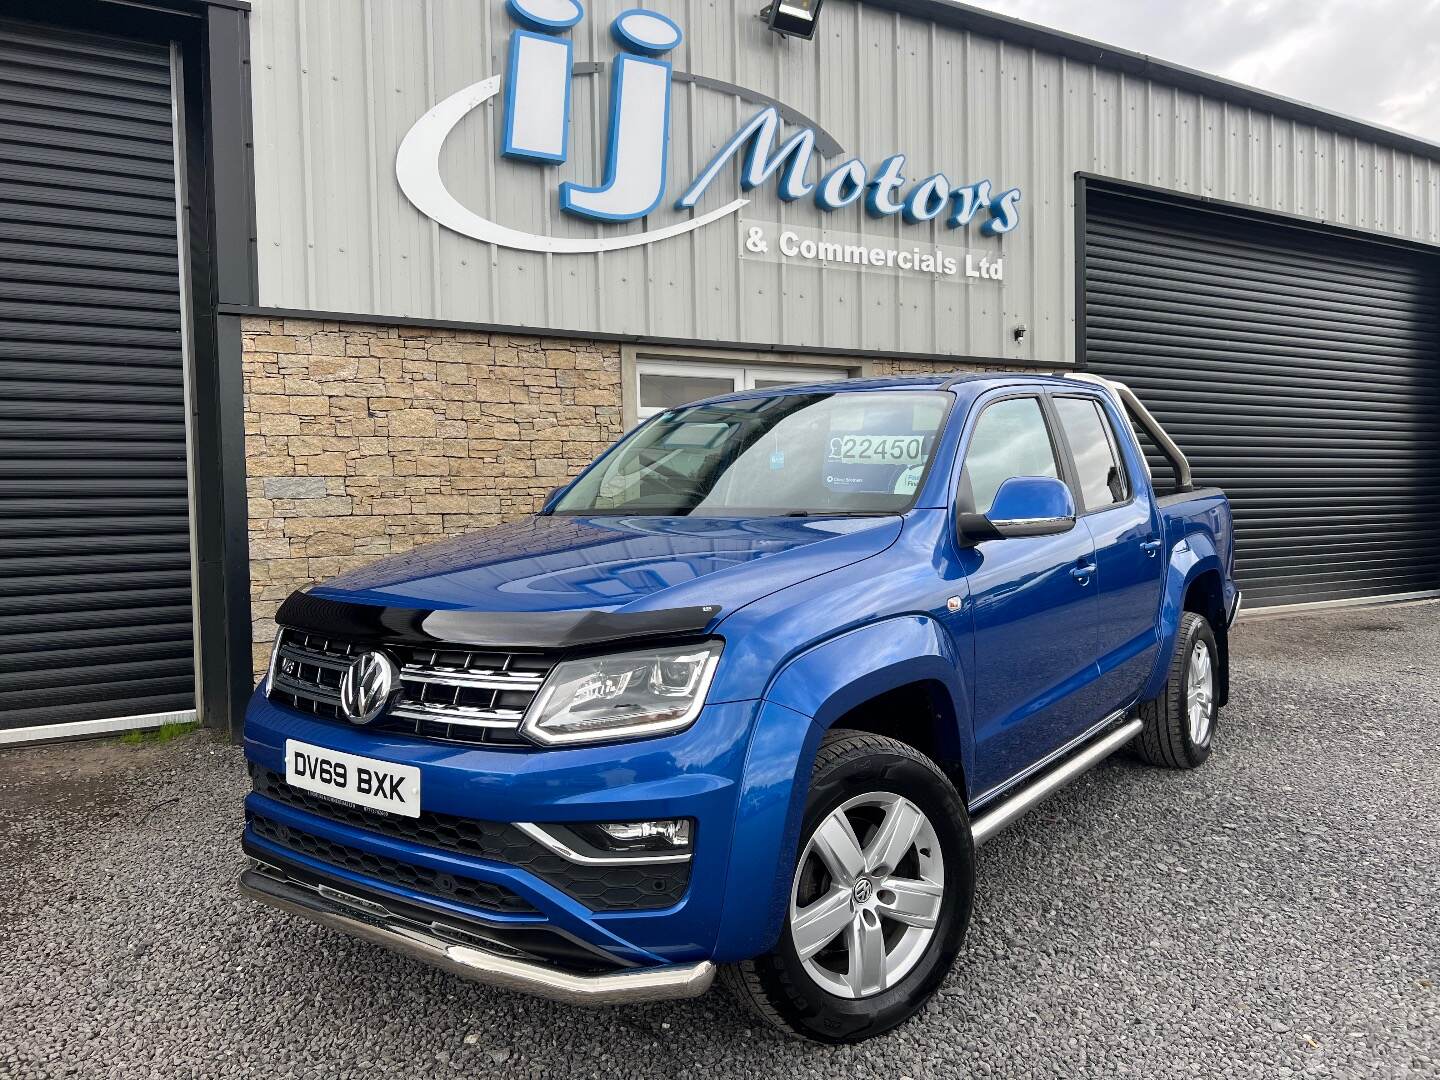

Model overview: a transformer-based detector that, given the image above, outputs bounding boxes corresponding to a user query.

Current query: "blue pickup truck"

[241,371,1237,1042]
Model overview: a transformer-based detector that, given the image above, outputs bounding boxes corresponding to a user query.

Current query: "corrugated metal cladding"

[250,0,1440,362]
[0,19,196,733]
[1083,186,1440,607]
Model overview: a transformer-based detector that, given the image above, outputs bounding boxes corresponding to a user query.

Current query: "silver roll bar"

[1063,372,1193,491]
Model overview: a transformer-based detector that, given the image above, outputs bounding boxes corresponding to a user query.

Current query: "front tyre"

[723,730,973,1043]
[1135,610,1219,769]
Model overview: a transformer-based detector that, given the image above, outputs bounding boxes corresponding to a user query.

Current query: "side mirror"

[958,476,1076,542]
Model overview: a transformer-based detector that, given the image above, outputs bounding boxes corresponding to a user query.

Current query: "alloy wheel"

[788,791,945,999]
[1186,639,1214,744]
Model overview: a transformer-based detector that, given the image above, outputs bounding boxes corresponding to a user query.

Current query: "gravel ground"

[1,602,1436,1079]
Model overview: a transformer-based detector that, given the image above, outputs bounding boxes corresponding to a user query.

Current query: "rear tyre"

[1135,611,1218,769]
[722,730,973,1043]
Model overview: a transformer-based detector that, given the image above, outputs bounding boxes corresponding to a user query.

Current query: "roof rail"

[937,371,978,390]
[1064,373,1193,491]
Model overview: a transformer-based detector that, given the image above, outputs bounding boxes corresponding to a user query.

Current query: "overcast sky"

[965,0,1440,144]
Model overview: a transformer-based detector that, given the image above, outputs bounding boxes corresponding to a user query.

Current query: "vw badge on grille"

[339,651,399,725]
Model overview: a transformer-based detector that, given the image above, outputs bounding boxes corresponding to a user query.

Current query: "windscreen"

[553,391,952,516]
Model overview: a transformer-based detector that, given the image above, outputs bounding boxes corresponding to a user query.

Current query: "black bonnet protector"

[274,590,723,651]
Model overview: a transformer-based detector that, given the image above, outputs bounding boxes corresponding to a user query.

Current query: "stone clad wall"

[241,316,623,677]
[871,358,985,378]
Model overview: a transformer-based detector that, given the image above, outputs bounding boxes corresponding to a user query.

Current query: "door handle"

[1141,539,1163,558]
[1070,562,1097,584]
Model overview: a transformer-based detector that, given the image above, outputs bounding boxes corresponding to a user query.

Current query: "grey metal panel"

[249,0,1440,362]
[1082,185,1440,607]
[0,17,196,730]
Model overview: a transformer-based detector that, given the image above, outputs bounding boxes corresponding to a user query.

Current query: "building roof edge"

[860,0,1440,164]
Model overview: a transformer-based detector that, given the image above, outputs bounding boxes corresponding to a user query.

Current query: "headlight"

[263,632,284,695]
[521,642,723,746]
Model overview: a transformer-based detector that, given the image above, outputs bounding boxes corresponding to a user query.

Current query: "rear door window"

[1054,396,1131,512]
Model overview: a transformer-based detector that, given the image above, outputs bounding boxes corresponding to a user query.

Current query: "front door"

[953,394,1101,798]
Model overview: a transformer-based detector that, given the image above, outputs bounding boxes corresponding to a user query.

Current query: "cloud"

[964,0,1440,143]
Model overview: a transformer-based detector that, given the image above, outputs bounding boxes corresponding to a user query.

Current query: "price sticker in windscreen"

[826,434,928,466]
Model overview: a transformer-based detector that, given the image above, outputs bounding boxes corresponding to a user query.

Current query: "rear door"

[956,392,1101,798]
[1050,390,1164,719]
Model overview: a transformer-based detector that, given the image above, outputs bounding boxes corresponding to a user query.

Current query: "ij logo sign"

[396,0,1022,254]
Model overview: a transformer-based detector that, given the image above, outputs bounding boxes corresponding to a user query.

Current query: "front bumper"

[240,861,714,1005]
[242,687,808,977]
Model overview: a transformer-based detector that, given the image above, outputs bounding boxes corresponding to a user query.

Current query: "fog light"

[577,819,693,853]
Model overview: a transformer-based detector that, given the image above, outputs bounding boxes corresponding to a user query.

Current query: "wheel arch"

[1142,534,1226,704]
[763,614,973,792]
[824,681,968,794]
[714,616,973,962]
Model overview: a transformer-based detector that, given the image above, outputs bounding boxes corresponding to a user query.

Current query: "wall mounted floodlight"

[761,0,825,39]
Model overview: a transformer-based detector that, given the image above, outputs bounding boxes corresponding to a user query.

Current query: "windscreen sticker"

[892,464,924,495]
[823,425,935,495]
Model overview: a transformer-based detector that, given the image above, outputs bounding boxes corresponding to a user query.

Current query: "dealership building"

[1,0,1438,744]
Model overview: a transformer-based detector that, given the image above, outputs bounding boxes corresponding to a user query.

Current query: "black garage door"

[1082,184,1440,608]
[0,18,195,737]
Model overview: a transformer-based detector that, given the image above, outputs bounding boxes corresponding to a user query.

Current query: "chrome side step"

[970,718,1143,846]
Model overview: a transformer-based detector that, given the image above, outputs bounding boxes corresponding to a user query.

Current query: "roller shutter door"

[1082,185,1440,608]
[0,18,195,736]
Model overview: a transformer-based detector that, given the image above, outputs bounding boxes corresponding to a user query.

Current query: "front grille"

[251,767,691,911]
[267,628,555,747]
[247,812,538,915]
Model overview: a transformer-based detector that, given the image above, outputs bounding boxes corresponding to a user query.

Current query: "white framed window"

[633,359,848,422]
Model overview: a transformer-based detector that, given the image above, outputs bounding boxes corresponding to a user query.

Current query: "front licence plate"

[284,740,421,818]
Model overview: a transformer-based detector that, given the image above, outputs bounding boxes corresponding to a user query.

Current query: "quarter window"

[960,397,1059,514]
[1054,396,1131,511]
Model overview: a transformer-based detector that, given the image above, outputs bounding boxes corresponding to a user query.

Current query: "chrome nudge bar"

[238,863,714,1006]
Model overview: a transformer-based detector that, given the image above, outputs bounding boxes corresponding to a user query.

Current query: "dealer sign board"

[250,0,1051,359]
[396,0,1023,258]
